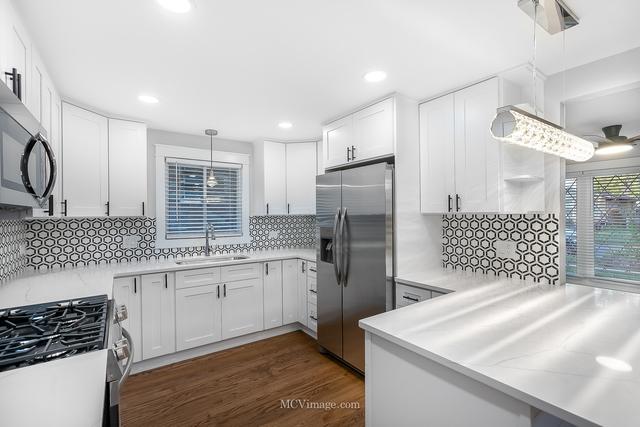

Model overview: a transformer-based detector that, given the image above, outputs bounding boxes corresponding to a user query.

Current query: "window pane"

[166,160,243,239]
[565,178,577,276]
[592,173,640,281]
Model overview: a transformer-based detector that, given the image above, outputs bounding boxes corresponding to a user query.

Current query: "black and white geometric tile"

[25,215,316,271]
[442,214,560,285]
[0,220,27,283]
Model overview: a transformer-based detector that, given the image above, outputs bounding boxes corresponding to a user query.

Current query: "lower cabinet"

[307,265,318,333]
[263,261,283,329]
[282,259,299,325]
[297,260,308,327]
[221,278,263,340]
[176,284,222,351]
[112,276,142,362]
[141,273,176,359]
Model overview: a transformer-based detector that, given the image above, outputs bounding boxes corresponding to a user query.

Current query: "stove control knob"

[115,304,128,322]
[114,339,130,361]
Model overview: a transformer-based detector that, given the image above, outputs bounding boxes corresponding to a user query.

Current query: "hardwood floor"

[121,331,364,427]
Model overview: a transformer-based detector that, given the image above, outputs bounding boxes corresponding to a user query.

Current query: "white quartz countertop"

[361,271,640,427]
[0,248,316,309]
[0,247,315,427]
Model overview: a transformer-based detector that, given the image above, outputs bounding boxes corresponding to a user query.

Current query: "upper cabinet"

[419,76,546,214]
[62,102,147,217]
[322,96,400,170]
[253,140,317,215]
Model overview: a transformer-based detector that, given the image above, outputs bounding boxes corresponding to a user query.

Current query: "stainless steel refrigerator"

[316,161,393,372]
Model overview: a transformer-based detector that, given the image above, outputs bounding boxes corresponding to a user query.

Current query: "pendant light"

[490,0,594,162]
[205,129,218,187]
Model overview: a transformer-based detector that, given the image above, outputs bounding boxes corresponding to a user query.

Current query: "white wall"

[146,129,253,217]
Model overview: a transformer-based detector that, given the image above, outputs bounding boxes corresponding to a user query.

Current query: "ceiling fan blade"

[581,135,608,143]
[627,135,640,143]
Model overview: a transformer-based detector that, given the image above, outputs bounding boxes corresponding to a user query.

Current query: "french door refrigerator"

[316,161,393,372]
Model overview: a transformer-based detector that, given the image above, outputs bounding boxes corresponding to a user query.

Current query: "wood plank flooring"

[121,331,364,427]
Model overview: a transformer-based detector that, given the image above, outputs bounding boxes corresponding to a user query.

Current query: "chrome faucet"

[205,223,216,256]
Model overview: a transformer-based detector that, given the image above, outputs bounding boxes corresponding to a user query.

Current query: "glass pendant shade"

[206,169,218,187]
[490,106,594,162]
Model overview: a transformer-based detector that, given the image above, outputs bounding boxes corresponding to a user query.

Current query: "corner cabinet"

[419,76,546,214]
[141,273,176,359]
[322,97,400,170]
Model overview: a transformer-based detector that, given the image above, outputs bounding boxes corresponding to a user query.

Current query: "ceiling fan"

[583,125,640,156]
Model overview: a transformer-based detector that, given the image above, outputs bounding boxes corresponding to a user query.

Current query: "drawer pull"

[309,289,317,294]
[402,295,420,302]
[309,267,317,273]
[309,315,318,321]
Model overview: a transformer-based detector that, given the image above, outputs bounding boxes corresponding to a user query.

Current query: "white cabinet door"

[263,141,287,215]
[3,14,28,106]
[285,142,316,214]
[282,259,298,325]
[141,273,176,359]
[108,119,147,216]
[263,261,283,329]
[112,276,142,363]
[419,94,456,213]
[322,115,353,169]
[62,103,109,217]
[176,284,222,351]
[297,260,308,326]
[454,78,500,213]
[353,98,394,161]
[221,278,263,340]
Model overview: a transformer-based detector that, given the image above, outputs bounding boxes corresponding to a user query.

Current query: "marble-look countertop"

[0,248,316,309]
[360,272,640,427]
[0,247,315,427]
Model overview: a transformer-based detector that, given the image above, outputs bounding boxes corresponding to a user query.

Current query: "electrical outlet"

[495,240,517,260]
[268,230,280,239]
[122,235,141,249]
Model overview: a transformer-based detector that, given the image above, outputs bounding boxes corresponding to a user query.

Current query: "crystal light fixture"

[205,129,218,187]
[491,106,594,162]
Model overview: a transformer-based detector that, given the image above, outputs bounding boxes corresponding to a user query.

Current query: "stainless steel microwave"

[0,82,56,210]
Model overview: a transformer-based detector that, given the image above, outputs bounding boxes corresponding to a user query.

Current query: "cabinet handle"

[223,284,226,297]
[105,201,110,216]
[346,146,351,162]
[310,267,316,273]
[309,289,317,294]
[266,203,269,215]
[265,263,269,276]
[310,315,318,321]
[287,203,290,214]
[164,273,168,289]
[351,145,356,161]
[217,284,220,299]
[47,195,54,216]
[402,295,420,302]
[63,199,68,216]
[455,194,461,212]
[447,195,452,212]
[142,201,145,216]
[301,261,306,273]
[133,277,137,294]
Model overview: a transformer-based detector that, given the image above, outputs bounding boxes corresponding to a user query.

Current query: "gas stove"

[0,295,110,372]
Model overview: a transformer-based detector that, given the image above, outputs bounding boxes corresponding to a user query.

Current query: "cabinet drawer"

[395,283,431,308]
[308,288,317,305]
[308,302,317,332]
[307,262,317,279]
[307,275,317,293]
[221,263,260,282]
[175,268,221,290]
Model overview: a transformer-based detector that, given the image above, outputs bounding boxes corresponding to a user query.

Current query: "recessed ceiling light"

[596,356,632,372]
[157,0,192,14]
[278,121,293,129]
[363,70,387,83]
[138,94,159,104]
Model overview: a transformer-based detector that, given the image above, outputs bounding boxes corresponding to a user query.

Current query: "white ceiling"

[15,0,640,142]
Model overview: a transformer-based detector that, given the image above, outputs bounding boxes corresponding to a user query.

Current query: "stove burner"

[0,295,108,372]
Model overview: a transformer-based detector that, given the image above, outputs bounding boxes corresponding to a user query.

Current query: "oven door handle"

[20,132,57,208]
[119,327,134,386]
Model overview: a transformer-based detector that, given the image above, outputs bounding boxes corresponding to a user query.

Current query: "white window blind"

[565,171,640,283]
[165,158,243,240]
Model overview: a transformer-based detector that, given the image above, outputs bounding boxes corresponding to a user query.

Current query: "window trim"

[155,144,250,249]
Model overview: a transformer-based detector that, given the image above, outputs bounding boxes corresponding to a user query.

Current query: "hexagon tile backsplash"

[25,215,316,272]
[0,220,27,283]
[442,214,559,284]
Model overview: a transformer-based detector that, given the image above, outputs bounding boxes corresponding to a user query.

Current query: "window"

[155,145,250,248]
[565,170,640,283]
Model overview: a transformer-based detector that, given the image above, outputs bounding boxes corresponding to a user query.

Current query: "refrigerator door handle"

[340,207,349,287]
[332,208,341,285]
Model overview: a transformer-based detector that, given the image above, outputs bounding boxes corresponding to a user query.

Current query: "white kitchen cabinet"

[62,102,109,217]
[141,273,176,359]
[221,278,264,340]
[263,141,287,215]
[0,1,29,107]
[297,260,308,326]
[322,115,353,169]
[108,119,147,216]
[176,284,222,351]
[419,94,455,213]
[263,261,283,329]
[112,276,142,363]
[282,259,299,325]
[285,143,316,214]
[352,97,394,161]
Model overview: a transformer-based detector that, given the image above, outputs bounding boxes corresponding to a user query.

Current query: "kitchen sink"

[175,255,251,265]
